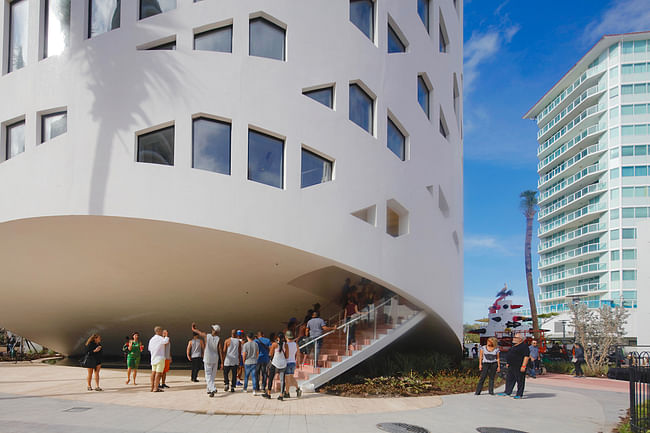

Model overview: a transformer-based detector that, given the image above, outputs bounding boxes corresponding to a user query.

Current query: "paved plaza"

[0,362,629,433]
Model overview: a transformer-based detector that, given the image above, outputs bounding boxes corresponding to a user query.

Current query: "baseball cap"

[211,324,220,332]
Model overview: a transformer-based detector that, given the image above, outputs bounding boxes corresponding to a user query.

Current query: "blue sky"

[462,0,650,323]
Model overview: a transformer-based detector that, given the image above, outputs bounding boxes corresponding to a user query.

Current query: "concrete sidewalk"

[0,363,629,433]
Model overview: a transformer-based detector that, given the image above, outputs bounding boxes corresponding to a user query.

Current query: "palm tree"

[520,190,540,338]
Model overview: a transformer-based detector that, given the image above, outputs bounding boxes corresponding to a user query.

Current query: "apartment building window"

[137,126,174,165]
[140,0,176,20]
[248,130,284,188]
[349,83,374,134]
[194,25,232,53]
[303,86,334,108]
[41,111,67,143]
[5,120,25,160]
[89,0,120,38]
[418,75,430,117]
[417,0,429,32]
[44,0,71,58]
[192,117,231,175]
[350,0,374,40]
[8,0,29,73]
[301,148,332,188]
[387,23,406,53]
[439,13,449,53]
[387,117,406,161]
[249,17,286,61]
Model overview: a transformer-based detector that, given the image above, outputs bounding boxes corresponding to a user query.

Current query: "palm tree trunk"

[525,212,540,338]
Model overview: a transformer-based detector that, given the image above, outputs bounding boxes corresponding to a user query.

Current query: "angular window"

[249,17,285,61]
[137,125,174,166]
[301,148,332,188]
[147,39,176,50]
[248,129,284,189]
[349,83,374,134]
[351,205,377,226]
[194,25,232,53]
[140,0,176,20]
[192,117,231,175]
[89,0,120,38]
[453,73,460,118]
[387,22,406,53]
[417,0,429,32]
[417,75,430,117]
[386,199,409,237]
[303,86,334,109]
[41,111,67,143]
[350,0,374,41]
[8,0,29,73]
[439,108,449,139]
[439,12,449,53]
[5,120,25,160]
[44,0,71,58]
[387,117,406,161]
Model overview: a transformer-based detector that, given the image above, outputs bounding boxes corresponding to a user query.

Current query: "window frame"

[88,0,121,38]
[248,15,286,61]
[300,146,334,188]
[349,81,375,135]
[40,110,68,143]
[193,24,233,53]
[191,116,232,175]
[136,124,175,166]
[247,128,285,189]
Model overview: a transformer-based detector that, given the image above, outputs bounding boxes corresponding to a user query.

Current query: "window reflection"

[41,112,67,143]
[9,0,28,72]
[248,130,284,188]
[417,0,429,32]
[44,0,71,58]
[192,118,231,175]
[6,121,25,160]
[387,118,405,161]
[89,0,120,38]
[349,84,373,134]
[140,0,176,20]
[301,149,332,188]
[194,26,232,53]
[249,18,285,61]
[417,76,429,117]
[303,87,333,108]
[350,0,373,40]
[137,126,174,165]
[387,24,405,53]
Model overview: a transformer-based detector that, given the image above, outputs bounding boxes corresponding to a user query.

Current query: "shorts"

[164,359,171,373]
[126,356,140,369]
[285,362,296,374]
[151,359,165,373]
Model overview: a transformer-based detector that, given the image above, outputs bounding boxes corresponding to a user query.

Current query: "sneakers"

[283,392,290,399]
[230,388,235,393]
[209,391,215,398]
[160,384,170,389]
[243,389,249,393]
[94,387,103,391]
[262,393,271,399]
[277,395,284,401]
[496,392,509,396]
[236,381,243,386]
[513,395,523,399]
[224,386,229,392]
[296,388,302,398]
[253,391,259,396]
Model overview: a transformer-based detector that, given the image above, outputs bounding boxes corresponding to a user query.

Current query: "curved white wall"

[0,0,463,354]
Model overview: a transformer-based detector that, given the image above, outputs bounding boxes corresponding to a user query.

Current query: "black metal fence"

[629,352,650,433]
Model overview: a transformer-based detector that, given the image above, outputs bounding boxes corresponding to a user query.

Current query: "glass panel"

[194,26,232,53]
[387,118,405,161]
[611,271,620,281]
[622,270,636,281]
[635,124,648,135]
[634,104,647,115]
[622,166,634,177]
[622,249,637,260]
[621,64,633,74]
[635,165,647,176]
[622,41,633,54]
[611,229,619,240]
[634,40,646,53]
[622,228,636,239]
[417,76,429,117]
[611,250,620,260]
[8,0,28,72]
[621,105,633,116]
[137,126,174,165]
[611,148,619,158]
[611,168,619,179]
[387,24,405,53]
[621,85,633,95]
[44,0,71,58]
[350,0,374,40]
[301,148,332,188]
[417,0,429,31]
[611,209,620,220]
[249,18,285,61]
[634,63,646,73]
[622,146,634,156]
[89,0,120,38]
[140,0,176,20]
[41,111,67,143]
[148,40,176,50]
[303,87,333,108]
[635,186,647,197]
[622,187,634,197]
[349,84,373,134]
[192,118,230,175]
[634,83,646,94]
[248,130,284,188]
[6,121,25,159]
[622,207,635,218]
[622,125,634,136]
[635,207,648,218]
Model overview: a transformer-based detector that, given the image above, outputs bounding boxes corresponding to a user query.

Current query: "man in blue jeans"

[254,331,271,395]
[242,333,258,393]
[528,340,540,378]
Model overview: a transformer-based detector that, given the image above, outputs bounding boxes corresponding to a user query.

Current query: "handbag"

[80,352,97,369]
[571,356,577,363]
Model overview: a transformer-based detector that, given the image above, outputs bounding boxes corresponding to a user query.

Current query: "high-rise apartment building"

[525,32,650,343]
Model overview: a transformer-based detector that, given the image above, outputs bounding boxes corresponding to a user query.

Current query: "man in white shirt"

[148,326,169,392]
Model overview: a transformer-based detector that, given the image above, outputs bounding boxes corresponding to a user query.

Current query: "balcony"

[538,262,607,285]
[537,104,606,159]
[538,201,607,237]
[538,141,607,189]
[537,123,606,174]
[538,222,607,253]
[538,242,607,270]
[565,282,608,297]
[538,162,607,205]
[538,181,607,222]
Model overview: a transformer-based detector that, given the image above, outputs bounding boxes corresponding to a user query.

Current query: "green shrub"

[542,359,574,374]
[582,364,608,377]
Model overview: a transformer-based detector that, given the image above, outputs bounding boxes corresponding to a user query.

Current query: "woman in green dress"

[126,332,144,385]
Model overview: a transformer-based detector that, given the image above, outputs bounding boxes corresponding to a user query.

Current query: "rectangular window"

[635,124,648,136]
[622,228,636,239]
[349,83,374,134]
[611,148,619,159]
[611,86,620,98]
[622,249,637,260]
[622,186,634,198]
[611,208,619,219]
[194,25,232,53]
[634,83,646,94]
[622,64,633,74]
[8,0,29,72]
[635,207,648,218]
[140,0,176,20]
[635,186,647,197]
[611,168,619,179]
[621,105,633,116]
[89,0,120,38]
[611,271,620,281]
[621,85,633,95]
[387,22,406,53]
[635,165,648,176]
[622,166,634,177]
[622,270,636,281]
[611,250,620,261]
[41,111,67,143]
[248,129,284,188]
[635,104,648,115]
[622,125,634,136]
[622,207,635,218]
[634,40,646,53]
[137,125,174,165]
[5,120,26,160]
[301,148,332,188]
[249,17,286,61]
[634,63,646,73]
[611,229,620,241]
[387,117,406,161]
[622,145,634,156]
[44,0,71,58]
[622,41,633,54]
[610,107,618,119]
[192,117,231,175]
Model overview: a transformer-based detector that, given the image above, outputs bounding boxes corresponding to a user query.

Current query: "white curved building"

[0,0,463,357]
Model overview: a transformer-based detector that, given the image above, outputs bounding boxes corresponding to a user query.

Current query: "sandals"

[94,387,103,391]
[87,386,93,391]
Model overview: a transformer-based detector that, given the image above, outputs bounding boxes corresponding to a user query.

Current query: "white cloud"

[463,24,520,94]
[464,234,518,256]
[583,0,650,44]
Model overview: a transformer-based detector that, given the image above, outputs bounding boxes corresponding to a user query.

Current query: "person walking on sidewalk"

[573,342,585,377]
[160,330,172,389]
[475,337,500,395]
[222,329,241,392]
[191,322,220,397]
[84,334,103,391]
[186,332,204,382]
[125,332,144,385]
[148,327,169,393]
[499,333,529,399]
[262,332,287,401]
[528,340,540,378]
[242,332,258,394]
[255,331,271,393]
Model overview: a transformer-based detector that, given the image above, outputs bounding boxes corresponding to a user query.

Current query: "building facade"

[0,0,463,355]
[525,32,650,343]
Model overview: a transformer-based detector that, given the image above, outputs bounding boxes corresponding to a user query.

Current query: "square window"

[622,270,636,281]
[248,129,284,188]
[611,229,620,240]
[635,145,647,156]
[41,111,67,143]
[611,271,620,281]
[621,105,633,116]
[194,26,232,53]
[89,0,120,38]
[611,209,619,219]
[634,63,646,73]
[5,120,25,160]
[140,0,176,20]
[349,83,374,134]
[192,117,231,175]
[634,40,646,53]
[635,124,648,135]
[621,85,633,95]
[622,187,634,198]
[8,0,29,73]
[622,207,635,218]
[622,41,633,54]
[634,83,646,94]
[622,166,634,177]
[249,17,285,61]
[303,86,334,108]
[621,64,633,74]
[387,117,406,161]
[137,126,174,165]
[622,146,634,156]
[350,0,374,41]
[622,249,637,260]
[635,186,647,197]
[634,104,647,115]
[610,168,619,179]
[622,228,636,239]
[301,148,333,188]
[622,125,634,136]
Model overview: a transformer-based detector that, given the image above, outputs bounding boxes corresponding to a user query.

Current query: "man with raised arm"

[191,322,221,397]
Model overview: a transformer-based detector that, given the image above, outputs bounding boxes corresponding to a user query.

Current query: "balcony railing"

[538,181,607,220]
[537,84,605,140]
[538,162,607,204]
[539,262,607,284]
[538,123,606,172]
[538,283,606,301]
[538,242,607,268]
[538,222,607,252]
[537,104,606,158]
[538,201,607,236]
[538,141,607,188]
